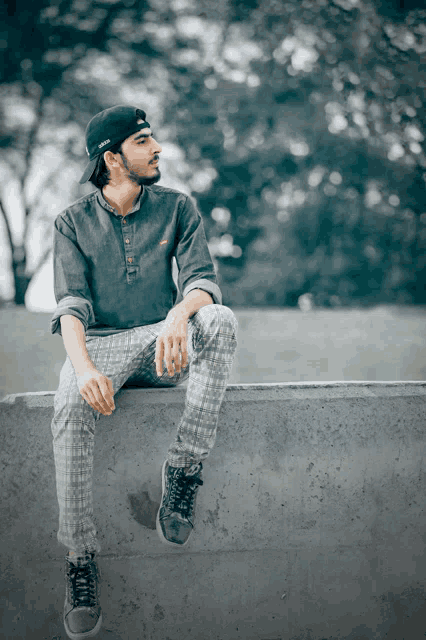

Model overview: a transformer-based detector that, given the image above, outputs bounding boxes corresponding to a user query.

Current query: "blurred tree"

[169,0,426,306]
[1,0,425,309]
[0,0,120,304]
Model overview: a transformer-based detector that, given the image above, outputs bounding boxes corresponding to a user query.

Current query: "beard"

[121,153,161,186]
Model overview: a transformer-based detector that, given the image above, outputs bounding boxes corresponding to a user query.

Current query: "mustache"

[150,155,160,164]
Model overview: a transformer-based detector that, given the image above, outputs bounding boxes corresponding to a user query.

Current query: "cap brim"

[79,157,98,184]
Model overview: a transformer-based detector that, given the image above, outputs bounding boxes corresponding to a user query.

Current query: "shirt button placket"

[122,216,133,267]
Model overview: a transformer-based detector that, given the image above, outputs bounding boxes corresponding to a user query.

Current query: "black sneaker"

[64,552,102,639]
[156,460,203,546]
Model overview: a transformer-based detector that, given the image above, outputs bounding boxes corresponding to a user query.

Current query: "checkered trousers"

[51,304,238,554]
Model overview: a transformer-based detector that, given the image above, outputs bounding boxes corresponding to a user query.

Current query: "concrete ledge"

[1,382,426,639]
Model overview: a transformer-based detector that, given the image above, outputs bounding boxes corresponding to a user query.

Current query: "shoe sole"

[156,459,190,547]
[64,611,102,639]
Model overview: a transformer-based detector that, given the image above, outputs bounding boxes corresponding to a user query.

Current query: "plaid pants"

[51,304,238,554]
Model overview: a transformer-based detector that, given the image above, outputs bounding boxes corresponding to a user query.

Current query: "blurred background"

[1,0,425,397]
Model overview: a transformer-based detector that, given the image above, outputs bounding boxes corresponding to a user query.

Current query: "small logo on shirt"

[159,239,168,245]
[98,139,111,149]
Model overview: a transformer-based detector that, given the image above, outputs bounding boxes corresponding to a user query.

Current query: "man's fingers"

[156,335,189,377]
[82,388,103,414]
[164,336,174,376]
[156,314,190,377]
[98,377,115,411]
[106,377,115,397]
[77,371,115,416]
[180,336,188,368]
[84,380,111,415]
[155,339,164,376]
[92,382,112,415]
[172,340,180,372]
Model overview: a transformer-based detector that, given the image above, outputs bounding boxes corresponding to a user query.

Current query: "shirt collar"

[97,186,144,216]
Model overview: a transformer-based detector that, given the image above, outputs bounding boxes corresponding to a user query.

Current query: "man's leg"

[156,304,238,545]
[168,303,238,465]
[52,354,101,557]
[51,327,169,638]
[52,332,138,554]
[52,349,109,640]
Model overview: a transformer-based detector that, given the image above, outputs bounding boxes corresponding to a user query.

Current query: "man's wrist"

[176,289,213,319]
[75,360,97,377]
[168,302,190,322]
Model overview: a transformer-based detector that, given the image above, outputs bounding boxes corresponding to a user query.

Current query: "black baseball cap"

[79,105,151,184]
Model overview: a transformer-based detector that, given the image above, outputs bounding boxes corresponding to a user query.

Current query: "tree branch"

[22,160,64,249]
[0,197,15,258]
[23,86,44,217]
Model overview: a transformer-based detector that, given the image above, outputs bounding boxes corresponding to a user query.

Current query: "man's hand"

[155,308,189,377]
[76,367,115,416]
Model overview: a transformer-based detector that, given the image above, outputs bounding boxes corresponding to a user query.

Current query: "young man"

[50,105,238,639]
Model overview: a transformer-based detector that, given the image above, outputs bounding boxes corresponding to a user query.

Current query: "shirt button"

[125,238,130,244]
[128,257,133,263]
[122,218,127,224]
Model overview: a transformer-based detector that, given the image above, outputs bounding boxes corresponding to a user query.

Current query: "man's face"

[117,124,162,186]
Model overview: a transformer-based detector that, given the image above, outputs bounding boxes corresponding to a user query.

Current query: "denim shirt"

[51,185,222,336]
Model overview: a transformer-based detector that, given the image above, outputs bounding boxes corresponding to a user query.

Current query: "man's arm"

[175,195,222,306]
[51,215,96,336]
[60,315,115,416]
[155,195,219,377]
[60,315,95,374]
[52,216,114,415]
[173,288,213,319]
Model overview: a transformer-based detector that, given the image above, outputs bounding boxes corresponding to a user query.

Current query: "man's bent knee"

[208,304,238,338]
[197,304,237,332]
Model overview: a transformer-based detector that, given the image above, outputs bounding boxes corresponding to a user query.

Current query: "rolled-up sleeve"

[175,196,222,306]
[50,215,95,336]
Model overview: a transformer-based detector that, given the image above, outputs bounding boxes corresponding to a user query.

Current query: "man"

[50,105,238,639]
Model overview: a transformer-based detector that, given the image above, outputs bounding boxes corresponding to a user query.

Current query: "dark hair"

[88,140,124,189]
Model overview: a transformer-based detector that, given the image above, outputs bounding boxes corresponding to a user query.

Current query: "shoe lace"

[169,471,203,519]
[68,560,98,608]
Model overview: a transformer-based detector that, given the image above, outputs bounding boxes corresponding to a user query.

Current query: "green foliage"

[1,0,426,307]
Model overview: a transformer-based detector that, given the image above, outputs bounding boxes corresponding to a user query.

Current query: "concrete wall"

[1,381,426,640]
[2,305,426,399]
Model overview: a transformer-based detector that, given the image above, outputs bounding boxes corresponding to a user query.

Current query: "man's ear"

[104,149,120,170]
